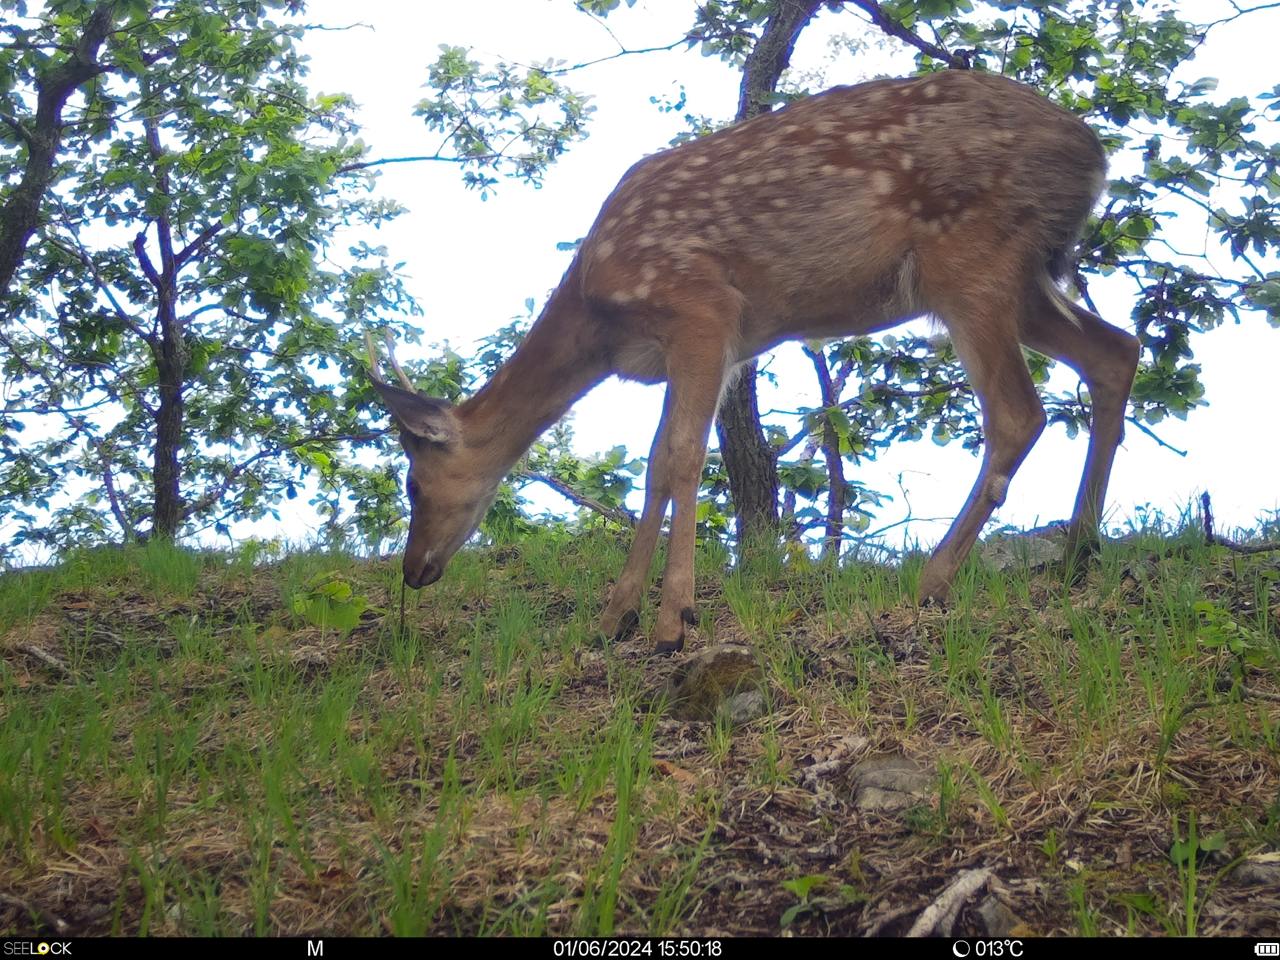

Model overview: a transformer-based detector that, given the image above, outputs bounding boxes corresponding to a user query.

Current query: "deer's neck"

[459,275,608,476]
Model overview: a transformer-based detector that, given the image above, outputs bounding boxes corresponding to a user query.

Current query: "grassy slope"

[0,530,1278,937]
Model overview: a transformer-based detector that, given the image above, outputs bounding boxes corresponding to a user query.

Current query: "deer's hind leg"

[1020,291,1140,566]
[917,284,1047,603]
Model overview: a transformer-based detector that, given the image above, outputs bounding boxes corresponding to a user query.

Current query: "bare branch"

[15,643,74,679]
[338,153,500,175]
[1126,415,1188,456]
[1201,491,1280,554]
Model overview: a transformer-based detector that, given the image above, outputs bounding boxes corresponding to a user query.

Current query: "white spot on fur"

[819,164,839,176]
[871,170,894,194]
[900,155,915,172]
[595,238,615,259]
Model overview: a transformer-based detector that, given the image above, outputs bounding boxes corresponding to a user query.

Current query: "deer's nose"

[405,559,442,589]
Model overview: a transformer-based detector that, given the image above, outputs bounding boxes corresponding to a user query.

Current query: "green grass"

[1,525,1278,936]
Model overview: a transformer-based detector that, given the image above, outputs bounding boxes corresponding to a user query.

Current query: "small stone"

[849,754,933,812]
[976,895,1024,936]
[718,687,768,726]
[663,643,765,722]
[1232,856,1280,886]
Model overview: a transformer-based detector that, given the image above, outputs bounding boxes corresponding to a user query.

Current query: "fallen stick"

[906,867,993,937]
[1202,492,1280,555]
[15,643,74,679]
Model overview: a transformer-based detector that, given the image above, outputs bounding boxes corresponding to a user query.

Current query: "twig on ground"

[863,901,922,937]
[906,867,993,937]
[1201,492,1280,554]
[15,643,74,679]
[800,735,870,789]
[0,892,70,934]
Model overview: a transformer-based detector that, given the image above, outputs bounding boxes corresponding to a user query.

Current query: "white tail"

[369,70,1140,653]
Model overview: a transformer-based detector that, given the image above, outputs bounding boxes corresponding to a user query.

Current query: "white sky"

[296,0,1280,548]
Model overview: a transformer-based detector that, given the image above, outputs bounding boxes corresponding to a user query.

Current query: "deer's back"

[578,71,1105,360]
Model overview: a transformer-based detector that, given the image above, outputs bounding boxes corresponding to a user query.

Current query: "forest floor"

[1,528,1279,937]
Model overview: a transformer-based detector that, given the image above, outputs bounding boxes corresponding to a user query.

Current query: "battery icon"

[1256,945,1279,956]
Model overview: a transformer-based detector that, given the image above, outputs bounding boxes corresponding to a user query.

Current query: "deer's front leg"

[652,349,727,655]
[599,388,674,642]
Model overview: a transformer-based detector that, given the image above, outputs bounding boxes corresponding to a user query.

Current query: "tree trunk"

[716,0,824,547]
[715,369,779,546]
[0,4,116,301]
[139,97,187,540]
[152,324,185,540]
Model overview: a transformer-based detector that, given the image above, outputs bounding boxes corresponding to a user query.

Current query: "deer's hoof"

[652,607,697,656]
[653,634,685,656]
[918,584,951,608]
[594,608,639,647]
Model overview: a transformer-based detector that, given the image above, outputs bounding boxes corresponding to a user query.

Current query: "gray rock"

[718,687,768,726]
[976,895,1024,936]
[980,530,1063,571]
[1232,857,1280,886]
[849,754,934,812]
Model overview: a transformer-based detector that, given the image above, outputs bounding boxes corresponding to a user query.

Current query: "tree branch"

[1201,491,1280,554]
[0,2,118,298]
[0,109,34,147]
[132,229,162,289]
[174,222,225,267]
[847,0,970,68]
[516,471,636,528]
[1126,415,1188,456]
[179,432,386,522]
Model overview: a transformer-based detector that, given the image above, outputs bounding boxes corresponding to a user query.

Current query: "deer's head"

[366,333,499,588]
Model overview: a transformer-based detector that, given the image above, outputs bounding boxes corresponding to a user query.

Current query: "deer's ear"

[371,381,459,445]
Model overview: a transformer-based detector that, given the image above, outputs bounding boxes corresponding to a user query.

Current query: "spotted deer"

[367,70,1140,654]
